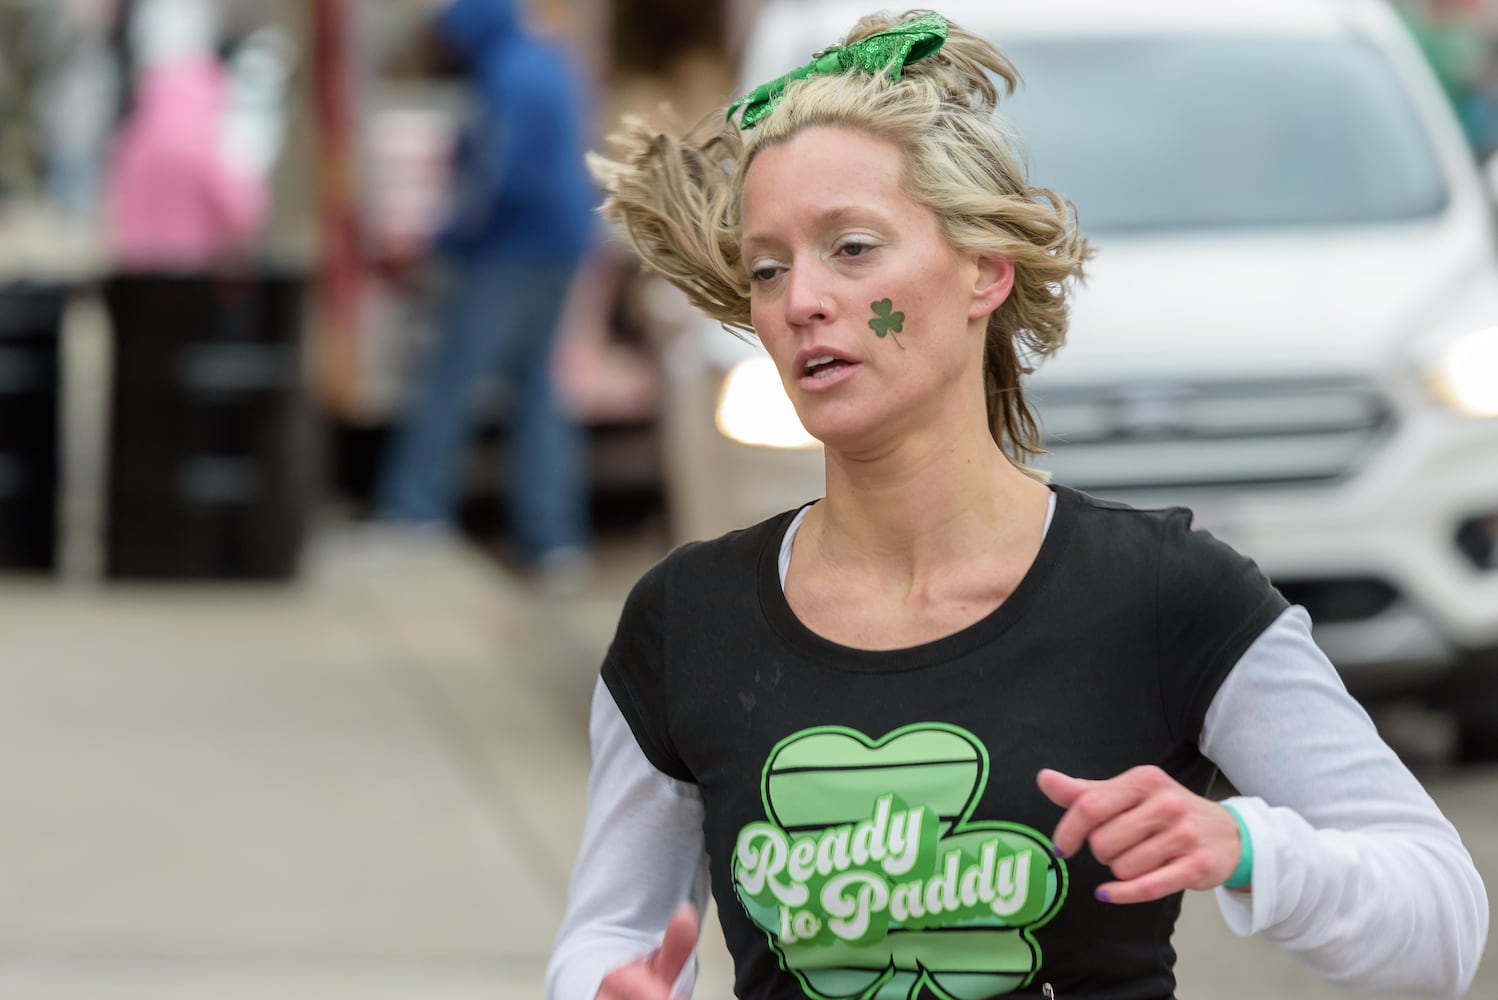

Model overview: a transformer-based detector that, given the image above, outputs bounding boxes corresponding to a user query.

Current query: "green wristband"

[1222,803,1253,890]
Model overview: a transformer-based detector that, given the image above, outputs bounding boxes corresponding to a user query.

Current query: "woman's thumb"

[648,903,700,988]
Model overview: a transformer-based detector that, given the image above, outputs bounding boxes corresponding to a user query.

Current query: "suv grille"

[1033,378,1390,492]
[1274,578,1399,624]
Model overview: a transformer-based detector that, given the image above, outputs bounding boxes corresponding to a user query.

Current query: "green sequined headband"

[726,11,949,130]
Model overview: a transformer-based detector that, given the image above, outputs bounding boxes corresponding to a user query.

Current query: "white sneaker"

[532,545,592,597]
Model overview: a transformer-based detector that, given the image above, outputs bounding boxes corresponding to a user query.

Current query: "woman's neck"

[808,427,1051,585]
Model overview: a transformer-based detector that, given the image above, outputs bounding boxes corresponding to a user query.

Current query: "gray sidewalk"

[0,525,735,1000]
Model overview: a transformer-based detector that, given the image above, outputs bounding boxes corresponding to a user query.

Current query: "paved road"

[0,523,1492,999]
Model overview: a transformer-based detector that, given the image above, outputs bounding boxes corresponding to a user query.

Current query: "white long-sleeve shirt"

[547,504,1488,999]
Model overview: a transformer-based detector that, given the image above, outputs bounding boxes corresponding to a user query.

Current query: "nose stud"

[818,299,826,314]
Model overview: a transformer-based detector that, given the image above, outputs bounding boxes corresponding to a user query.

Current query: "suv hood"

[1033,217,1490,385]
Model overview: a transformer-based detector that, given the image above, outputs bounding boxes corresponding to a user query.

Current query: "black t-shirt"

[602,486,1287,1000]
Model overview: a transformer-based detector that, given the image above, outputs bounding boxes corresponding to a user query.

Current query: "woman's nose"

[785,272,831,327]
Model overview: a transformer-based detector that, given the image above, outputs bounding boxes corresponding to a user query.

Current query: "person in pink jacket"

[106,54,267,267]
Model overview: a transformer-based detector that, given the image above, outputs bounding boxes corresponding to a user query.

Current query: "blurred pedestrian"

[31,0,121,221]
[1402,0,1498,155]
[374,0,597,581]
[549,9,1487,999]
[106,0,268,267]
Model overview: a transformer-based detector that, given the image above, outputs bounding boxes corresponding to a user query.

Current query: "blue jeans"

[376,260,586,561]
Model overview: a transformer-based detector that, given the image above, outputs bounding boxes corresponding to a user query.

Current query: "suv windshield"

[999,38,1448,232]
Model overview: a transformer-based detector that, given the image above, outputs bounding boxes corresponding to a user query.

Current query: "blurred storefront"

[0,0,313,578]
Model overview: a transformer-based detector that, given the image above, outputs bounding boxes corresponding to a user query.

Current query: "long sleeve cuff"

[1211,793,1486,997]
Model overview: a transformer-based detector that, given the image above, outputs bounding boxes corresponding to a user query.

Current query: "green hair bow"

[726,11,949,129]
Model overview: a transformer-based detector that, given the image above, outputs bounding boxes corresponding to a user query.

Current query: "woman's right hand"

[597,904,700,1000]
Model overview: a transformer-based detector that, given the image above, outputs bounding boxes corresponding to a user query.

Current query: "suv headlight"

[715,357,818,449]
[1426,327,1498,417]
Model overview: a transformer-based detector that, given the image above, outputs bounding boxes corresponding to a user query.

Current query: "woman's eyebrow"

[740,232,779,256]
[742,206,889,253]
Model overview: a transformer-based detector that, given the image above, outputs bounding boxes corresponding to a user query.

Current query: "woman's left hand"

[1036,766,1243,903]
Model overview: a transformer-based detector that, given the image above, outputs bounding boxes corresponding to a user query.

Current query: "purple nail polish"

[1051,844,1067,859]
[1094,888,1110,902]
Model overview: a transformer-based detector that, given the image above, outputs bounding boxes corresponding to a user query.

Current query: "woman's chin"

[804,420,887,458]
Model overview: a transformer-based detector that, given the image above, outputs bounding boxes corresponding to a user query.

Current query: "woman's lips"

[798,358,859,391]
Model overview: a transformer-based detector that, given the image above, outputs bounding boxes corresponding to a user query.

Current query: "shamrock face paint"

[869,298,906,349]
[734,723,1067,1000]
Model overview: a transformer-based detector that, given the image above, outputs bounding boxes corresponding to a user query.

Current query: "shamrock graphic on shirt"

[733,723,1067,1000]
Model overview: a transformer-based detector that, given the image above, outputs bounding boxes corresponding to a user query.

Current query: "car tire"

[1445,649,1498,765]
[1456,710,1498,764]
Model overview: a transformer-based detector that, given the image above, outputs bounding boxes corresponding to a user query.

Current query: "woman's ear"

[969,253,1015,320]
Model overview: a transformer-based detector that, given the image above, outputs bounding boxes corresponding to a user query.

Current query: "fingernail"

[1094,888,1110,902]
[1050,843,1066,859]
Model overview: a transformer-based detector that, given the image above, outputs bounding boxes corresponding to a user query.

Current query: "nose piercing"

[819,299,826,313]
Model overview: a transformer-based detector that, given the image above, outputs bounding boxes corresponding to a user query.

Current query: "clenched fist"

[1037,765,1245,904]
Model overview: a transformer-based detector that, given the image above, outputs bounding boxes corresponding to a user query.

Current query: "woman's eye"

[839,240,873,258]
[750,264,782,283]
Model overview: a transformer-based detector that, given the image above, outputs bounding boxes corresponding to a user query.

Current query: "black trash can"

[0,282,65,572]
[103,269,313,580]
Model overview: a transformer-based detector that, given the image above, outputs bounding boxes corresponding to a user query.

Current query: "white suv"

[654,0,1498,757]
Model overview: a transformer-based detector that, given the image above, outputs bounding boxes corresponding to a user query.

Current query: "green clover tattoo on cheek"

[869,298,906,349]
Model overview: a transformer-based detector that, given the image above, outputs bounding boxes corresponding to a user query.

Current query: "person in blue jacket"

[377,0,597,576]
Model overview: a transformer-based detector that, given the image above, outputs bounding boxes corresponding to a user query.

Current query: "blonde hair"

[588,9,1093,469]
